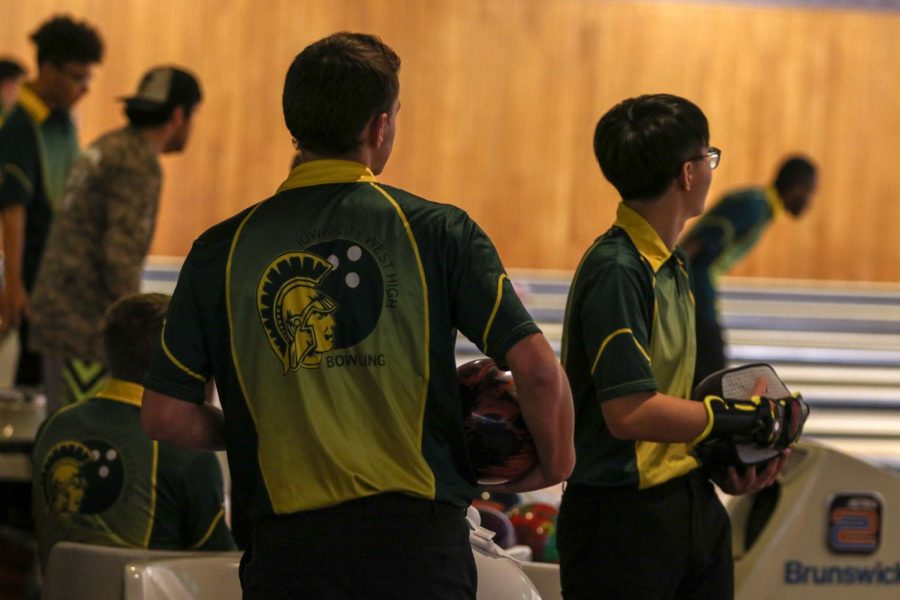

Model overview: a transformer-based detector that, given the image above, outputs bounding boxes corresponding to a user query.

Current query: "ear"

[170,105,186,129]
[678,160,694,191]
[366,112,389,149]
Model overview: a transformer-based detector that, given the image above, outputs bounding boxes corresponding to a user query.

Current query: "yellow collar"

[18,84,51,124]
[614,202,672,273]
[765,186,786,219]
[94,379,144,408]
[277,159,377,194]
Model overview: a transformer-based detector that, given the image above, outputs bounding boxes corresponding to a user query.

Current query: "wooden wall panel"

[1,0,898,282]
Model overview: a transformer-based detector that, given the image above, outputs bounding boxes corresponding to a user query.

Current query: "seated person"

[32,293,235,570]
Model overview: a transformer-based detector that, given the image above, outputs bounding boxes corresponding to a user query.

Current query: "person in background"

[29,66,202,411]
[0,16,103,389]
[141,32,574,599]
[0,58,26,124]
[680,156,817,386]
[32,293,235,571]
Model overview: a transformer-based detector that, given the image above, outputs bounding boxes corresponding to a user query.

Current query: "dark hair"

[102,293,170,383]
[0,59,25,82]
[30,15,103,66]
[593,94,709,200]
[774,156,816,194]
[124,68,203,127]
[283,32,400,156]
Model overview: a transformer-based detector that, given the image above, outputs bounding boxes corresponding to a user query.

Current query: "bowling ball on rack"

[508,502,558,562]
[458,358,537,485]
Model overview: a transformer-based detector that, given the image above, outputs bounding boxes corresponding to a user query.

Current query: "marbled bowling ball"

[458,358,537,484]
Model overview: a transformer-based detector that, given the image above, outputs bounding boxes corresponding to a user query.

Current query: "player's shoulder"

[575,227,648,283]
[194,204,260,250]
[719,187,767,209]
[376,183,476,231]
[376,184,464,215]
[0,107,36,145]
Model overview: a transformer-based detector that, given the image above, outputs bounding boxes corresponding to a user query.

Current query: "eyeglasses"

[687,147,721,170]
[55,63,93,86]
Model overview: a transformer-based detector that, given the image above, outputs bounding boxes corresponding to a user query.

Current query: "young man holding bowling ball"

[141,32,574,599]
[557,94,795,600]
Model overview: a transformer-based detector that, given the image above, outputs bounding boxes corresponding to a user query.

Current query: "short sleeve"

[578,259,657,401]
[0,117,39,209]
[144,246,211,404]
[448,213,540,367]
[689,195,768,265]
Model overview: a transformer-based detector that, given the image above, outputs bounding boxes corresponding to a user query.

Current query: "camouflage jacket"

[28,126,162,362]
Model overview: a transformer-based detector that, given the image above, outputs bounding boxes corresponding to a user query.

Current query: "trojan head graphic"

[42,440,125,517]
[258,252,339,372]
[43,442,92,517]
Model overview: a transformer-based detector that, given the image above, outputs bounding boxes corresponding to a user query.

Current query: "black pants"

[14,320,42,387]
[557,472,734,600]
[240,493,476,600]
[693,318,726,390]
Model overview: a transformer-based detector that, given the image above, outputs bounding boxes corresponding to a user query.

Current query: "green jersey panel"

[228,181,435,512]
[563,203,698,489]
[145,160,539,518]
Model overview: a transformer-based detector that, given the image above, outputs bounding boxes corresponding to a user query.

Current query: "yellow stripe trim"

[225,202,274,496]
[700,215,736,247]
[370,182,436,497]
[18,85,50,124]
[191,507,226,549]
[143,441,159,547]
[765,186,786,219]
[692,395,722,444]
[94,379,144,407]
[591,328,651,375]
[482,273,508,355]
[160,325,206,382]
[2,164,34,195]
[276,159,377,193]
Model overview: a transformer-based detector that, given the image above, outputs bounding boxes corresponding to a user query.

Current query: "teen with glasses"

[557,94,788,599]
[0,15,103,389]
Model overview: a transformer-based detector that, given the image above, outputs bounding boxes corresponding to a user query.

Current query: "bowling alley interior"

[1,0,899,599]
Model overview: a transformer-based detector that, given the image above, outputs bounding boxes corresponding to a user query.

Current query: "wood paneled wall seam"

[1,0,897,282]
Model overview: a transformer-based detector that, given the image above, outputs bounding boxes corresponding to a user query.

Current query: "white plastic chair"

[42,542,206,600]
[521,562,562,600]
[124,554,242,600]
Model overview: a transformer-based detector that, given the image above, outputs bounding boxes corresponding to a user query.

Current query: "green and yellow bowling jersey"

[561,203,698,489]
[32,379,235,570]
[680,186,783,323]
[144,159,539,519]
[0,84,80,289]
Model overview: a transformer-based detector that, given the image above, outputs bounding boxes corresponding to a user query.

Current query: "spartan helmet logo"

[41,440,125,517]
[43,442,92,517]
[258,252,339,372]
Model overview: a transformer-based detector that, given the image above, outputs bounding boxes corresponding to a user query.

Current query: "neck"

[297,147,373,170]
[137,125,171,155]
[27,78,58,110]
[624,194,693,250]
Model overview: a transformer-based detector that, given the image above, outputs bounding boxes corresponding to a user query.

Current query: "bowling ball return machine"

[728,440,900,599]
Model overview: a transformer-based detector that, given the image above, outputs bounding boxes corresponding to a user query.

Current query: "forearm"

[142,388,226,451]
[1,205,25,285]
[507,334,575,485]
[602,391,708,443]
